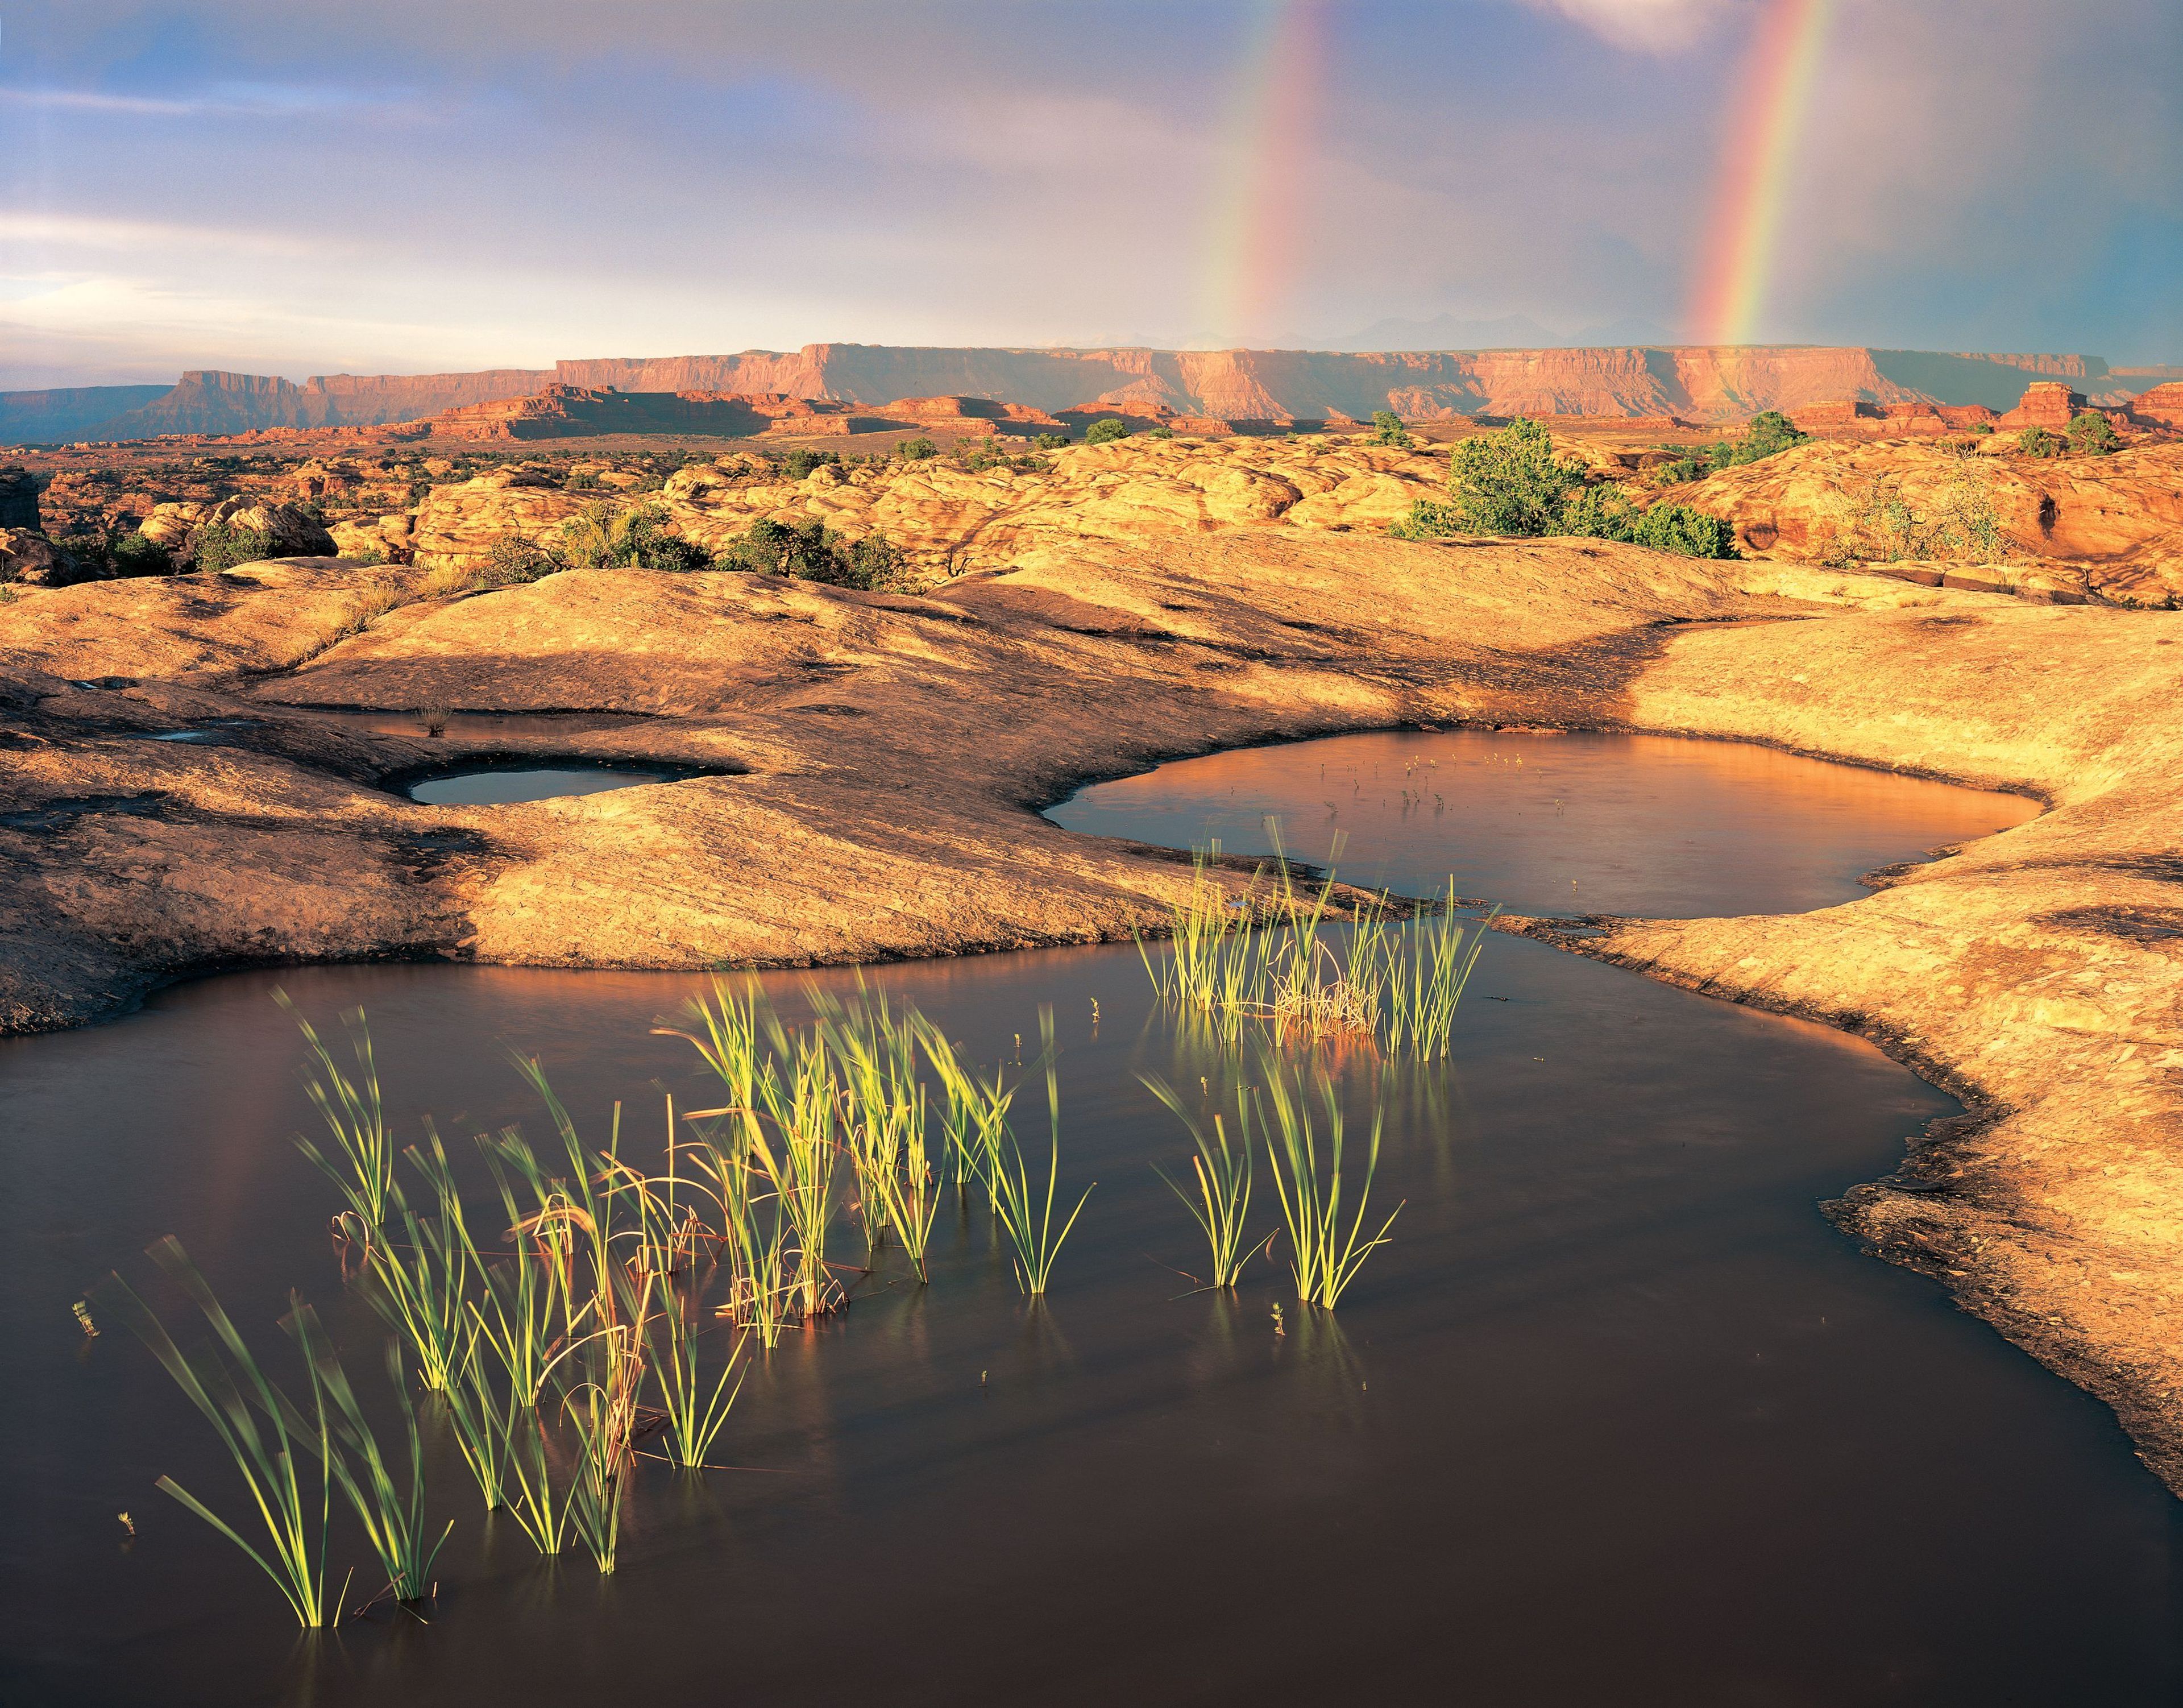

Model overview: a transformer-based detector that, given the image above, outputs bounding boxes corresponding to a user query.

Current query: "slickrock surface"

[2,474,2181,1498]
[1682,440,2183,606]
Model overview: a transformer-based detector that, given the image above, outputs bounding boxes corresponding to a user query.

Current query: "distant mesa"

[5,343,2180,446]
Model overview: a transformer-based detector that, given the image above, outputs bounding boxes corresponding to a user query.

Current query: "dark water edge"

[1,733,2174,1707]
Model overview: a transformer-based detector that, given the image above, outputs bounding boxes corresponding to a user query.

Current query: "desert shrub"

[1033,433,1068,451]
[718,517,903,588]
[1391,420,1733,558]
[1656,409,1811,484]
[1082,417,1129,445]
[898,437,937,462]
[565,469,601,490]
[2017,426,2064,458]
[785,448,840,480]
[192,521,275,574]
[1371,409,1413,448]
[960,444,1052,475]
[2068,411,2121,455]
[1145,424,1175,439]
[1629,501,1736,558]
[1972,422,1995,436]
[478,534,562,586]
[1821,457,2004,565]
[555,501,709,573]
[1444,418,1588,534]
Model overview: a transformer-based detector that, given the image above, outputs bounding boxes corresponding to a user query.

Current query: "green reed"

[561,1320,644,1573]
[646,1271,746,1469]
[92,1239,339,1628]
[286,1311,449,1606]
[346,1126,478,1393]
[279,994,394,1230]
[1143,1075,1257,1288]
[987,1011,1093,1295]
[1258,1056,1403,1309]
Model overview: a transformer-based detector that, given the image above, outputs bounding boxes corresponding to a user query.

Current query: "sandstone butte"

[9,342,2171,442]
[2,437,2182,1509]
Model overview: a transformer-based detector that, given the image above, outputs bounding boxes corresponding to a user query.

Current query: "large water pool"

[2,730,2172,1707]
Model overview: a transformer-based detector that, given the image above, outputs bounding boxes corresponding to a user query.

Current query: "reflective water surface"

[1048,728,2040,917]
[400,760,715,805]
[0,733,2171,1707]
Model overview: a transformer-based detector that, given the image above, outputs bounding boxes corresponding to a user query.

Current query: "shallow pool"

[0,732,2170,1707]
[397,758,722,805]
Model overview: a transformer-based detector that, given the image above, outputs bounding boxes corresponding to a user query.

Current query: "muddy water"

[1,736,2174,1706]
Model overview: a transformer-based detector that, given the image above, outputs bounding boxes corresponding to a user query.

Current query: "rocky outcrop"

[409,469,601,569]
[657,434,1445,568]
[0,529,77,586]
[2128,383,2183,429]
[0,468,40,530]
[1679,440,2183,606]
[137,497,335,567]
[1999,382,2087,430]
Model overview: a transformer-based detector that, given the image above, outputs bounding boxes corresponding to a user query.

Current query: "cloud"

[1512,0,1742,51]
[0,81,429,120]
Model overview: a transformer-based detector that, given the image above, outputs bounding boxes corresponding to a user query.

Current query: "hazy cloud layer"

[0,0,2174,384]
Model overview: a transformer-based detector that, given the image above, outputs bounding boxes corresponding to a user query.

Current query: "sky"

[0,0,2177,387]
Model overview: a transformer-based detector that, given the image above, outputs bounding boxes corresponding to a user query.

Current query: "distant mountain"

[0,384,170,445]
[0,344,2152,443]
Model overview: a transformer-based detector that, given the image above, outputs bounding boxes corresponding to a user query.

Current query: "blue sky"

[1,0,2176,385]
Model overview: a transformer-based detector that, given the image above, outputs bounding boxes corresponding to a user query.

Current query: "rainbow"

[1199,0,1327,343]
[1688,0,1835,346]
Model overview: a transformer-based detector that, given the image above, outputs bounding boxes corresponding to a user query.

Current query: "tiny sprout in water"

[118,1512,135,1536]
[1271,1302,1286,1338]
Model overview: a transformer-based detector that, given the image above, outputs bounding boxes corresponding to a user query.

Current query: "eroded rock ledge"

[2,530,2178,1494]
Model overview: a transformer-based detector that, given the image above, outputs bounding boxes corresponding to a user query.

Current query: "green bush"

[1082,418,1129,445]
[1033,433,1068,451]
[2018,426,2064,458]
[1445,418,1588,534]
[1392,417,1733,558]
[898,437,937,462]
[719,517,902,589]
[1656,409,1811,483]
[1145,424,1175,439]
[192,521,275,573]
[1371,409,1413,448]
[2067,411,2121,455]
[556,501,710,573]
[785,448,841,479]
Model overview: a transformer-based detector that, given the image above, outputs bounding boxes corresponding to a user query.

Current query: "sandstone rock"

[0,467,40,531]
[139,501,214,550]
[410,472,615,570]
[192,497,338,563]
[2129,383,2183,429]
[1998,381,2086,430]
[1680,438,2183,606]
[0,528,77,587]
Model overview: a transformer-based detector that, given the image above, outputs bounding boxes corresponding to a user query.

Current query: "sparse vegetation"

[785,448,840,480]
[897,437,938,461]
[192,521,275,574]
[2068,411,2122,455]
[1033,433,1068,451]
[1391,417,1734,558]
[1654,410,1810,485]
[1145,424,1175,439]
[717,517,903,589]
[1082,418,1129,445]
[1821,452,2006,565]
[1371,409,1413,449]
[2018,426,2064,458]
[557,501,712,573]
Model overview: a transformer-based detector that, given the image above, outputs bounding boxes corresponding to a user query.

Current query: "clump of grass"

[278,993,393,1228]
[286,1311,449,1608]
[91,1239,341,1628]
[1143,1074,1257,1288]
[1259,1056,1402,1309]
[1138,844,1493,1058]
[987,1010,1093,1295]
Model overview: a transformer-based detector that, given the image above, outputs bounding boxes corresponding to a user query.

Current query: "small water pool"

[395,758,729,805]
